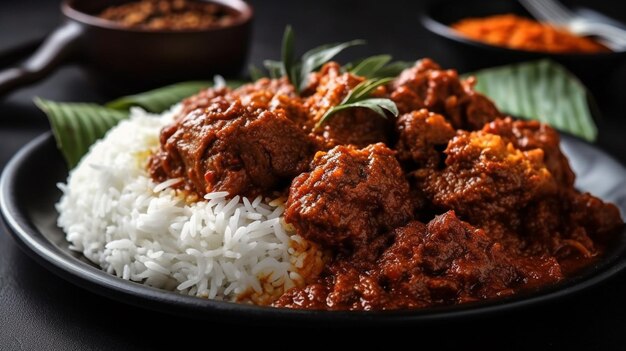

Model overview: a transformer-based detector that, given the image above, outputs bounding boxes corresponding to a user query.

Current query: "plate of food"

[1,29,624,324]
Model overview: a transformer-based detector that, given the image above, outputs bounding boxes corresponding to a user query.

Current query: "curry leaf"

[339,98,397,115]
[298,39,365,91]
[468,59,597,141]
[257,26,365,93]
[281,25,297,86]
[346,77,394,101]
[35,98,128,168]
[317,77,398,127]
[349,55,392,77]
[345,56,412,78]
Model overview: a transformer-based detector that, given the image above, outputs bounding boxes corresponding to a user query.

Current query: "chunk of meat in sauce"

[234,77,310,127]
[482,117,575,186]
[179,78,309,127]
[521,190,623,262]
[304,62,392,149]
[274,211,563,310]
[149,96,314,198]
[390,58,502,130]
[284,143,414,250]
[380,212,562,305]
[395,109,456,168]
[177,85,230,119]
[417,129,558,241]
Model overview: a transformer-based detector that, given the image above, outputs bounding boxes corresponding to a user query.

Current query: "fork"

[519,0,626,51]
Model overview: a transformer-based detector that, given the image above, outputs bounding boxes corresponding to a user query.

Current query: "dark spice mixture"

[99,0,236,30]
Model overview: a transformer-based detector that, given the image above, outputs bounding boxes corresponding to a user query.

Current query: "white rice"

[56,106,322,303]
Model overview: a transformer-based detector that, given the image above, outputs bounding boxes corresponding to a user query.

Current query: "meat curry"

[148,58,623,310]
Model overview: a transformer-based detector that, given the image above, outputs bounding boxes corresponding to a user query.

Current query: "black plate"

[1,132,625,325]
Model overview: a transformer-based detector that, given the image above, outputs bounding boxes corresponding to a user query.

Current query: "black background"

[1,0,626,349]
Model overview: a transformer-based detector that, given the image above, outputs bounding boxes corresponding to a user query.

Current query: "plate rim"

[2,131,626,324]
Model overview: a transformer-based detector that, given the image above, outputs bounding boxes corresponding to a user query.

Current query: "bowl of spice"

[0,0,253,96]
[98,0,240,30]
[420,0,626,94]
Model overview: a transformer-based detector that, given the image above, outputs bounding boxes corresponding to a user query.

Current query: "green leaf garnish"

[349,55,391,76]
[273,26,364,93]
[281,25,297,84]
[317,77,398,127]
[296,39,365,91]
[468,59,597,141]
[35,98,128,168]
[320,98,398,118]
[249,26,365,92]
[344,56,412,79]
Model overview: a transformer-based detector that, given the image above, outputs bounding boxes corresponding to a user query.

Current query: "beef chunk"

[395,109,456,168]
[379,212,562,305]
[482,117,575,187]
[390,58,502,130]
[285,143,414,249]
[177,77,308,128]
[149,96,314,198]
[417,129,558,235]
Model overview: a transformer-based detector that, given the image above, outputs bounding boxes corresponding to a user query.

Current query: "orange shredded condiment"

[452,14,609,54]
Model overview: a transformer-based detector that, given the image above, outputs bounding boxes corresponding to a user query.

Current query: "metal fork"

[519,0,626,51]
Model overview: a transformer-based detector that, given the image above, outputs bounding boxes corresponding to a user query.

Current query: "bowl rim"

[61,0,253,34]
[420,0,626,56]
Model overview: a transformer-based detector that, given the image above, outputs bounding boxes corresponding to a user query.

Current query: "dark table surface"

[2,0,626,349]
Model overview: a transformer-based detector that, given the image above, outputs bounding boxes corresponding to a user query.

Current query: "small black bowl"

[420,0,626,94]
